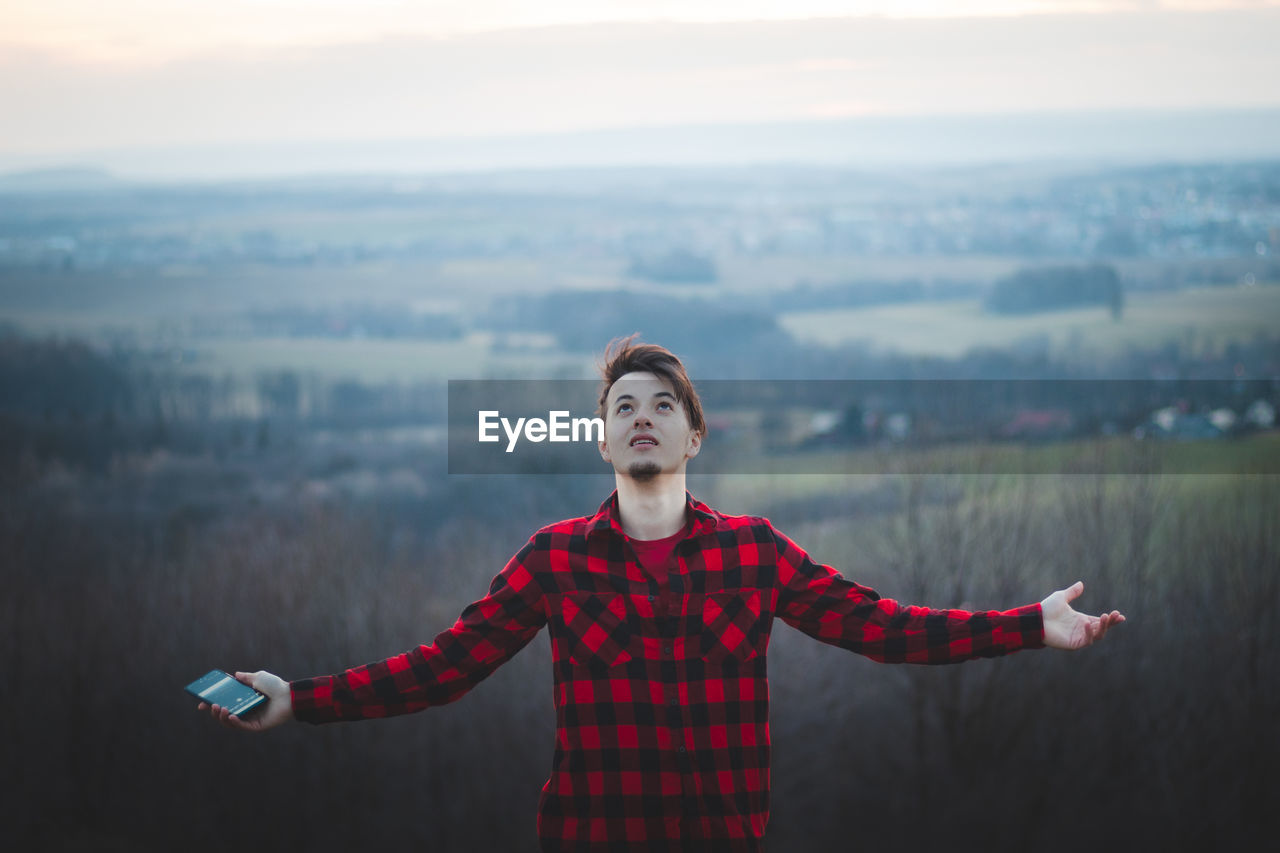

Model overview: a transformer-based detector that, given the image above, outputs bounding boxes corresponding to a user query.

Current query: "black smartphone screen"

[185,669,267,716]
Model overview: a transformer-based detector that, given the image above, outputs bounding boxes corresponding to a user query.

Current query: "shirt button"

[648,595,655,602]
[663,646,673,656]
[678,746,687,754]
[668,698,678,706]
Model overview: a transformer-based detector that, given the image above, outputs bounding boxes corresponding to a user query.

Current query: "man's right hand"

[198,670,294,732]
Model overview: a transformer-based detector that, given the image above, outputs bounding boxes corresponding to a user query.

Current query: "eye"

[658,401,674,411]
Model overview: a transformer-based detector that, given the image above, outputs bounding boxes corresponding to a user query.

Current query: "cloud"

[1,8,1277,165]
[8,2,1278,62]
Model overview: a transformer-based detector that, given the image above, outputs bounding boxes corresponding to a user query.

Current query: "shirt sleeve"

[770,522,1043,663]
[289,537,548,723]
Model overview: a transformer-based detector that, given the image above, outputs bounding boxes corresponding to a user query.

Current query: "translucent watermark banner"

[447,379,1279,475]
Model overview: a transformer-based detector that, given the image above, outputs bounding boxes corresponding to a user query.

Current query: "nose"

[633,410,653,428]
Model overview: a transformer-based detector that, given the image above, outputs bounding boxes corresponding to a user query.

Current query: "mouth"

[630,434,659,448]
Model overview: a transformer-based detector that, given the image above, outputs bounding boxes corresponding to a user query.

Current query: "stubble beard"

[627,460,662,483]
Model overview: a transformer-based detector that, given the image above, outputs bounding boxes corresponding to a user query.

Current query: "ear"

[685,430,702,460]
[599,437,611,462]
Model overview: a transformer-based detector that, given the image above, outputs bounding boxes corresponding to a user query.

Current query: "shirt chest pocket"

[558,591,634,672]
[697,590,765,665]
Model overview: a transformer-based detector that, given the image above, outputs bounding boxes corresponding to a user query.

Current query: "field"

[699,431,1280,509]
[5,249,1276,386]
[779,283,1280,361]
[184,331,588,383]
[157,279,1280,384]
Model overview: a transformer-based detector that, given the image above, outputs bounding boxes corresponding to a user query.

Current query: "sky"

[1,1,1278,176]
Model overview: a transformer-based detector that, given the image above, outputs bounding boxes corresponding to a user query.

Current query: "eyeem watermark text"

[449,378,1275,474]
[478,410,604,452]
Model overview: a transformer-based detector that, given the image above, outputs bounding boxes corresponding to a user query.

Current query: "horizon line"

[4,105,1280,185]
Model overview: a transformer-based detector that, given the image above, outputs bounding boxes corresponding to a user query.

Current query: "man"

[200,337,1124,851]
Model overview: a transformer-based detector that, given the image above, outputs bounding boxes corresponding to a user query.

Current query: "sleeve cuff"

[1001,602,1046,651]
[289,675,344,725]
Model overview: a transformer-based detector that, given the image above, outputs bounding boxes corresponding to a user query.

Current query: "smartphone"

[185,669,267,717]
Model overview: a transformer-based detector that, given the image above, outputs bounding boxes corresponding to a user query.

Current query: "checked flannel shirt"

[290,491,1045,852]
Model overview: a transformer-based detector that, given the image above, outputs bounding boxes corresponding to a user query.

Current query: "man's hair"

[597,335,706,437]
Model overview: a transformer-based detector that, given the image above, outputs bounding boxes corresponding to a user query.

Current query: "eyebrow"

[613,391,677,404]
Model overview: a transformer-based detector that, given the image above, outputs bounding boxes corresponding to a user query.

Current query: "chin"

[627,461,662,483]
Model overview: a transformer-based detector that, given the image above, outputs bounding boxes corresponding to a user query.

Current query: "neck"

[614,472,688,540]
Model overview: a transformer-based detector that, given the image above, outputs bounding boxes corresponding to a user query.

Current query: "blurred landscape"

[3,138,1279,850]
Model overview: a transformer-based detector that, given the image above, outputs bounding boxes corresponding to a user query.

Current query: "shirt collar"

[588,490,719,539]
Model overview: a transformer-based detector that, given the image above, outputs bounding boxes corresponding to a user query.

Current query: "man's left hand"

[1040,581,1125,650]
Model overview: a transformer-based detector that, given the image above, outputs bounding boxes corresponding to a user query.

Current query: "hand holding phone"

[190,669,294,732]
[186,669,266,715]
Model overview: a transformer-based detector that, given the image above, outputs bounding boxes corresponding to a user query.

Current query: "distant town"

[1,161,1276,276]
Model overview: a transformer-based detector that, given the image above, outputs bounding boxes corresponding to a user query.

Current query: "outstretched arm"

[289,536,548,723]
[1039,581,1125,650]
[772,524,1044,662]
[197,537,548,731]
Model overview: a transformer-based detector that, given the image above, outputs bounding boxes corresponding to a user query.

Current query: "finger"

[1064,581,1084,603]
[223,713,254,732]
[1098,611,1125,639]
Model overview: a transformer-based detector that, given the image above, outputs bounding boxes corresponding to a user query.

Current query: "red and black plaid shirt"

[291,491,1044,851]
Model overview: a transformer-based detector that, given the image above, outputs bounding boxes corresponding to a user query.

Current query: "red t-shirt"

[629,522,690,587]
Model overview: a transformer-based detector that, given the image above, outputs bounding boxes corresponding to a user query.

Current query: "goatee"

[627,461,662,483]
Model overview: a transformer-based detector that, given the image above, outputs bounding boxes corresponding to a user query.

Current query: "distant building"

[997,409,1074,441]
[1245,399,1276,429]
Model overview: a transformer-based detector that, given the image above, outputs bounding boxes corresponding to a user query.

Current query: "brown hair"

[597,335,706,437]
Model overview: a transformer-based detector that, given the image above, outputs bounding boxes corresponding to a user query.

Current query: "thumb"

[1064,581,1084,603]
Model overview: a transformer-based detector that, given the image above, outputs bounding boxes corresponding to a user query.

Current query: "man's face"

[599,371,701,482]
